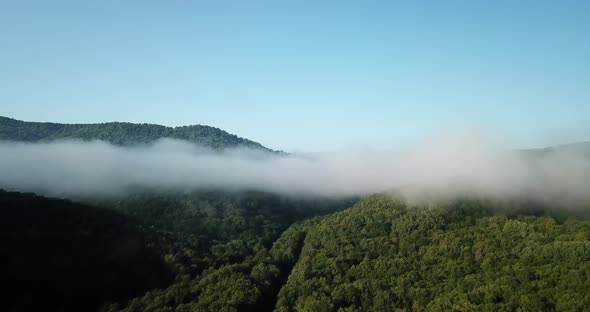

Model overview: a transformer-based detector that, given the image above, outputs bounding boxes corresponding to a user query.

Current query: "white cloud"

[0,133,588,203]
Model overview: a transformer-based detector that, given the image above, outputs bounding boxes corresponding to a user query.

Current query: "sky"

[1,1,589,152]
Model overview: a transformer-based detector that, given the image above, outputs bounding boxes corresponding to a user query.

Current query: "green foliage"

[4,185,590,312]
[103,192,353,312]
[95,191,355,276]
[0,116,273,151]
[0,188,354,312]
[276,195,590,311]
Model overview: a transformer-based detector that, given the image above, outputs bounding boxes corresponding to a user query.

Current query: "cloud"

[0,133,589,202]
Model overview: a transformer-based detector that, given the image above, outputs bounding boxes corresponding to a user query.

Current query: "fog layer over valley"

[1,133,589,201]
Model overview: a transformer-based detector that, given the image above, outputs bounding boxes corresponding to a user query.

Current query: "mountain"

[0,116,274,151]
[522,141,590,158]
[3,173,590,311]
[0,190,172,312]
[3,116,589,311]
[105,194,590,312]
[273,195,590,311]
[0,189,356,312]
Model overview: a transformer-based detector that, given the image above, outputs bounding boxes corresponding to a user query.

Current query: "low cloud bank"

[0,133,589,202]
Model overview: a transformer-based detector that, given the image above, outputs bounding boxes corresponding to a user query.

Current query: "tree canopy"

[0,116,274,151]
[275,195,590,311]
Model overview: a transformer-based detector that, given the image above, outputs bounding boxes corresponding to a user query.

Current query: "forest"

[2,0,590,308]
[2,190,589,311]
[0,190,172,312]
[275,195,590,311]
[1,117,589,311]
[0,189,356,312]
[0,116,273,151]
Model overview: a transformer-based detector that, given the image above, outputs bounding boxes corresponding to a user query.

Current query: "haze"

[1,132,588,202]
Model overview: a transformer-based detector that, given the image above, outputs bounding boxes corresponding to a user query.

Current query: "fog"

[0,133,589,202]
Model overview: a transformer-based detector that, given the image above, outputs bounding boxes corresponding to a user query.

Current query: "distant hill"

[522,141,590,158]
[0,116,274,151]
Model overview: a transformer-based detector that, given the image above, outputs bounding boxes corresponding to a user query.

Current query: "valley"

[1,117,589,311]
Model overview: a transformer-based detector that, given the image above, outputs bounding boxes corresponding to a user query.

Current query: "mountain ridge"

[0,116,276,152]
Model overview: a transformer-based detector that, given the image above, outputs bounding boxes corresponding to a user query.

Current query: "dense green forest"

[93,191,356,277]
[85,193,589,312]
[0,189,356,312]
[2,117,590,311]
[0,116,273,151]
[6,188,589,311]
[275,195,590,311]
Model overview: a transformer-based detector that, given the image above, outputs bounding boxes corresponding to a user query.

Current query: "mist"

[0,133,589,202]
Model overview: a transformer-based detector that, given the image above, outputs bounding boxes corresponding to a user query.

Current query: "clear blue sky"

[1,1,589,151]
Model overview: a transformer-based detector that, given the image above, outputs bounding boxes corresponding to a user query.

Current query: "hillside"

[0,190,172,312]
[0,116,273,151]
[522,142,590,158]
[0,189,356,312]
[274,195,590,311]
[100,193,590,312]
[3,191,590,311]
[2,115,589,311]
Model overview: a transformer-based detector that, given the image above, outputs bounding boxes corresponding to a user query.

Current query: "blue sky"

[1,1,589,152]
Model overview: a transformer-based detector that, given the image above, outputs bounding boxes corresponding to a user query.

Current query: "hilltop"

[0,116,274,151]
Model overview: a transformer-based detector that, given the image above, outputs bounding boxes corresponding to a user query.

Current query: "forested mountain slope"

[3,188,590,311]
[274,195,590,311]
[0,116,273,151]
[0,190,172,312]
[98,191,356,312]
[3,115,590,311]
[100,193,590,312]
[94,191,357,281]
[0,189,356,312]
